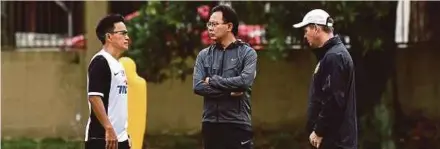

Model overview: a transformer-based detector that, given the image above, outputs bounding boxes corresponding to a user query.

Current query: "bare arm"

[87,55,118,149]
[89,96,113,130]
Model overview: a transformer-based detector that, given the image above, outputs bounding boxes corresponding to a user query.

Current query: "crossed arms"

[193,49,257,97]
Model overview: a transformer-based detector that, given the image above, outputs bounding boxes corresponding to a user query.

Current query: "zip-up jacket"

[193,40,257,127]
[307,36,358,149]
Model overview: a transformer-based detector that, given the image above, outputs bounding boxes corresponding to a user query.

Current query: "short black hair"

[95,14,125,45]
[210,5,239,36]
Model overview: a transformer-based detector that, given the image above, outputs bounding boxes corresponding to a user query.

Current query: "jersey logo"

[117,85,128,94]
[113,70,125,76]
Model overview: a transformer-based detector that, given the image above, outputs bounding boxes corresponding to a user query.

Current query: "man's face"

[107,22,130,51]
[207,11,232,41]
[303,24,320,49]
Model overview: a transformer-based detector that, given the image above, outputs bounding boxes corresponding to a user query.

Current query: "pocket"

[223,60,240,77]
[203,99,216,118]
[237,98,242,114]
[227,95,242,114]
[217,98,241,120]
[204,61,220,76]
[203,66,211,77]
[203,59,211,77]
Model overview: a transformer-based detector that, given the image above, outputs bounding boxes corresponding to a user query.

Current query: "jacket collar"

[213,39,248,50]
[313,35,342,60]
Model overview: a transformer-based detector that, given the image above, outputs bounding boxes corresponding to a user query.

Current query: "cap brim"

[293,22,307,28]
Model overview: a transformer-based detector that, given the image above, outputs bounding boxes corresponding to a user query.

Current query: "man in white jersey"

[85,14,130,149]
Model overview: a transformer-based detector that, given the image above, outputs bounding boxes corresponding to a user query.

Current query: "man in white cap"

[293,9,358,149]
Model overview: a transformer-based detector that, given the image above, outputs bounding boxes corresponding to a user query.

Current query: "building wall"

[2,47,439,139]
[1,50,88,139]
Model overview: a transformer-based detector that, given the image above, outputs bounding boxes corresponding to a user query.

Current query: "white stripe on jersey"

[88,92,104,97]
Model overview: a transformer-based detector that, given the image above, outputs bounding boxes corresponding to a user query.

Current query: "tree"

[126,2,401,148]
[125,1,217,83]
[236,2,399,148]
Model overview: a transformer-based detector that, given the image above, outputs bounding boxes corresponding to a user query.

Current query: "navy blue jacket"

[307,36,358,149]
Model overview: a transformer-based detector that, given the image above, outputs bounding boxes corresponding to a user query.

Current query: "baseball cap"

[293,9,333,28]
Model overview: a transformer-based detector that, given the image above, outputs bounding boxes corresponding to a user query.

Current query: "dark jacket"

[307,36,357,149]
[193,40,257,127]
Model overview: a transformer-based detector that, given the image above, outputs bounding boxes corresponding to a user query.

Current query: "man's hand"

[203,77,210,84]
[309,131,323,148]
[105,126,118,149]
[205,77,244,97]
[230,92,243,96]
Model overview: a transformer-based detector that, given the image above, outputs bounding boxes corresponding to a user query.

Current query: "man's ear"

[314,24,319,35]
[106,33,111,41]
[227,23,233,32]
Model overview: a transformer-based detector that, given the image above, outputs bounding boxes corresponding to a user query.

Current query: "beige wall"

[0,0,110,140]
[1,47,439,138]
[1,50,89,139]
[0,49,317,138]
[146,51,316,134]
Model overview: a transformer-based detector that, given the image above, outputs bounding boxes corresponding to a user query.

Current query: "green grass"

[4,131,438,149]
[1,138,82,149]
[1,138,38,149]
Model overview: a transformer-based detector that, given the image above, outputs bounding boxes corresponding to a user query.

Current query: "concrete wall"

[0,49,317,139]
[146,51,316,134]
[1,50,89,139]
[0,0,110,140]
[1,47,439,139]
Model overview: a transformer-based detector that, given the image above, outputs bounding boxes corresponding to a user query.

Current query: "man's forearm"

[209,50,257,91]
[89,96,113,130]
[209,75,252,91]
[194,80,229,98]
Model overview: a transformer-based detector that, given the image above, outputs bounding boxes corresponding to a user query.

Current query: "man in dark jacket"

[192,5,257,149]
[293,9,357,149]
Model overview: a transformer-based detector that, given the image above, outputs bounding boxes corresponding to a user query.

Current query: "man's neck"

[318,33,334,48]
[219,34,237,50]
[103,44,121,59]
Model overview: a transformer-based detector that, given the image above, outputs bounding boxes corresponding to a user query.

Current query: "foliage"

[233,1,397,60]
[125,1,216,83]
[125,2,401,148]
[125,1,397,83]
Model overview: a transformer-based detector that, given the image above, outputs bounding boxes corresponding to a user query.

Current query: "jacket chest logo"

[314,62,320,74]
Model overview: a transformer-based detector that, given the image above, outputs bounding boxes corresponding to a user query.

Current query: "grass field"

[1,131,305,149]
[1,138,82,149]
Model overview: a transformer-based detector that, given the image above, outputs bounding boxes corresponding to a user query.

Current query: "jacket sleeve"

[209,48,257,91]
[193,50,228,98]
[314,53,347,137]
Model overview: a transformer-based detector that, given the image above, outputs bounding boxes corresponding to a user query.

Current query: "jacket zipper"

[216,49,226,122]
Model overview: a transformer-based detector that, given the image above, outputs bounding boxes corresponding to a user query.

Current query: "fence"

[1,1,84,49]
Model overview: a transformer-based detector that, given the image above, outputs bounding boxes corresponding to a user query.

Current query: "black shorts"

[202,122,253,149]
[85,139,130,149]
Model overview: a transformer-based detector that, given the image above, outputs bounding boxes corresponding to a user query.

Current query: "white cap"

[293,9,333,28]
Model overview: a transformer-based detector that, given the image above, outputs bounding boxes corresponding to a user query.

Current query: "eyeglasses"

[206,22,227,28]
[109,30,128,36]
